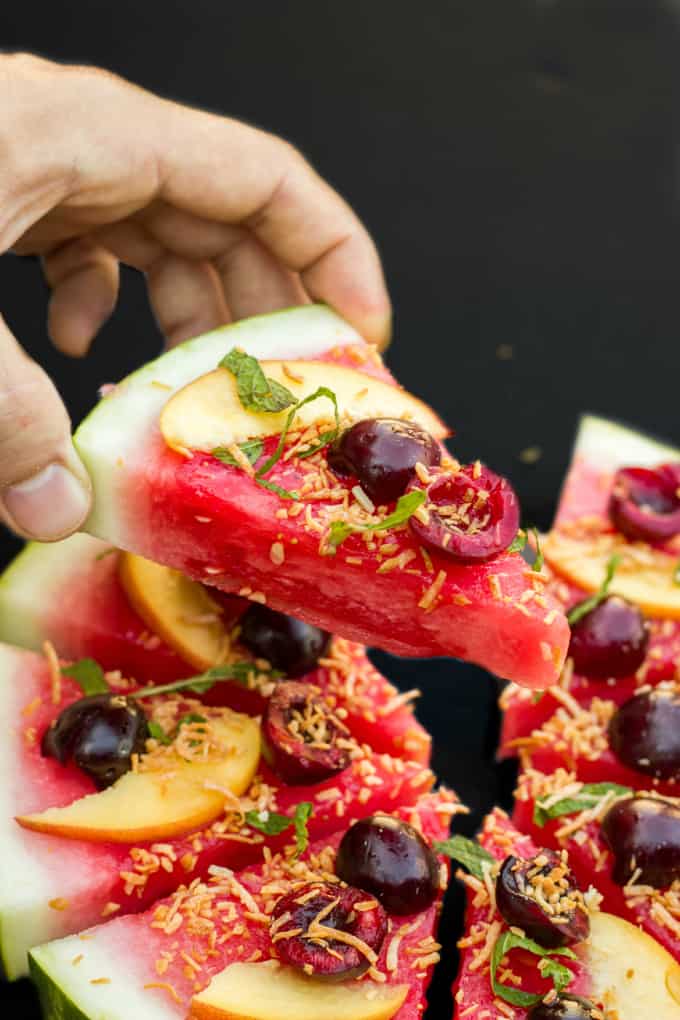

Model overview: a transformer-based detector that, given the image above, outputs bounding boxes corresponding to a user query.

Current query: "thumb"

[0,315,91,541]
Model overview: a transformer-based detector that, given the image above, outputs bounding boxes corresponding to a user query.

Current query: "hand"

[0,53,391,542]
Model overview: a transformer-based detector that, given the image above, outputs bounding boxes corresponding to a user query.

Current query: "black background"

[2,2,680,1016]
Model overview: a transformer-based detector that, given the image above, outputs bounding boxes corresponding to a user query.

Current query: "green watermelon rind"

[30,950,93,1020]
[574,414,680,472]
[73,305,363,540]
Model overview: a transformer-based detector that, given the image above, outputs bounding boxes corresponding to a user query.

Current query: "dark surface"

[2,1,680,1016]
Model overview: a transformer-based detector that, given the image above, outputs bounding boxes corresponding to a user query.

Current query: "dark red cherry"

[261,681,350,785]
[608,689,680,780]
[529,995,601,1020]
[270,881,387,980]
[495,850,590,949]
[568,595,649,678]
[42,694,149,789]
[238,603,330,677]
[409,465,520,562]
[601,795,680,886]
[327,417,441,504]
[335,814,440,915]
[609,463,680,543]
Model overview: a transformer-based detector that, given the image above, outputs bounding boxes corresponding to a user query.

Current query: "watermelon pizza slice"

[501,415,680,753]
[0,534,431,763]
[29,791,455,1020]
[69,304,568,687]
[514,767,680,969]
[0,641,444,979]
[451,808,680,1019]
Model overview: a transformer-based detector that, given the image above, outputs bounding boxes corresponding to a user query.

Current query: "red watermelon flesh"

[0,641,434,977]
[509,683,680,798]
[452,809,590,1017]
[513,769,680,966]
[30,791,456,1020]
[0,538,431,763]
[73,308,568,687]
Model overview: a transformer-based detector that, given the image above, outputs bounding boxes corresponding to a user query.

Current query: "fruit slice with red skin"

[452,809,680,1020]
[514,768,680,968]
[0,535,432,763]
[507,683,680,798]
[29,791,455,1020]
[500,416,680,757]
[0,640,437,980]
[72,304,568,686]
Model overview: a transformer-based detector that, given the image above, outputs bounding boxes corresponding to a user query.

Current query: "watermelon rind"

[574,414,680,473]
[74,305,363,541]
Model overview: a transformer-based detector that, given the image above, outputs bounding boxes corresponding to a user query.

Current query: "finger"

[153,105,392,346]
[0,315,91,540]
[146,254,229,347]
[42,239,120,356]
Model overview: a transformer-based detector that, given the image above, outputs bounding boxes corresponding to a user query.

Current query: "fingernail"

[3,462,91,541]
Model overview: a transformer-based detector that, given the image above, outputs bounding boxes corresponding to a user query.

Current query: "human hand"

[0,53,391,542]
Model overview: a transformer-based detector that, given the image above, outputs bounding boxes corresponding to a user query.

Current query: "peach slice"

[544,530,680,619]
[188,961,408,1020]
[118,552,230,670]
[17,710,260,843]
[587,911,680,1018]
[160,359,448,456]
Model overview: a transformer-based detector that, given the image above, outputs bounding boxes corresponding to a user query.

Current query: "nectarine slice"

[160,359,448,456]
[189,961,408,1020]
[17,710,260,842]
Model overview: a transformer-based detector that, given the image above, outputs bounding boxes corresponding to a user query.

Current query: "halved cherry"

[261,681,350,785]
[601,795,680,887]
[270,881,387,980]
[495,850,590,948]
[609,464,680,543]
[608,689,680,780]
[409,465,520,562]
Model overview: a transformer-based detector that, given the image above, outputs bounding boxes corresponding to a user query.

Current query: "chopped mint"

[508,526,542,570]
[507,530,528,554]
[244,801,313,857]
[213,438,264,468]
[567,554,621,625]
[530,527,544,572]
[533,781,632,827]
[61,659,109,696]
[221,348,296,413]
[130,662,281,700]
[433,835,495,881]
[328,489,427,550]
[147,720,172,745]
[491,929,576,1007]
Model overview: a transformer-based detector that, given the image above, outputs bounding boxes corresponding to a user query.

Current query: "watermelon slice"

[452,808,680,1019]
[0,535,431,763]
[71,304,568,687]
[506,679,680,797]
[29,791,456,1020]
[501,415,680,755]
[0,641,438,979]
[514,767,680,969]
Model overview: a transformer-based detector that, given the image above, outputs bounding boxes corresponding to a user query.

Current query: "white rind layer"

[75,305,363,542]
[32,928,176,1020]
[0,535,109,653]
[575,414,680,470]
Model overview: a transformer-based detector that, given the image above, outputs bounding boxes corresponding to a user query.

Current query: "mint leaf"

[255,476,300,500]
[213,438,264,468]
[567,554,621,625]
[293,801,313,856]
[491,929,576,1007]
[433,835,495,881]
[328,489,427,550]
[530,527,544,572]
[131,662,281,700]
[507,530,528,554]
[148,720,172,745]
[533,781,632,828]
[244,801,313,858]
[61,659,109,696]
[221,348,296,413]
[176,712,208,729]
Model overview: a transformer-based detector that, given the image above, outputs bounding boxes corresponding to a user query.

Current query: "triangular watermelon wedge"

[29,792,454,1020]
[71,305,568,687]
[0,534,431,763]
[501,415,680,754]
